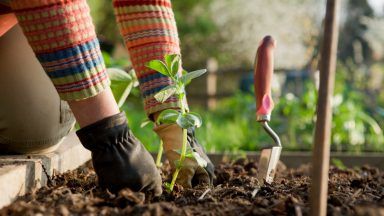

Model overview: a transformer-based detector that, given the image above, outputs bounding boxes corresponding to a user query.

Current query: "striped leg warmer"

[10,0,110,101]
[113,0,184,117]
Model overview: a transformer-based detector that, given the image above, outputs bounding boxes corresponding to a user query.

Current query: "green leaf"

[140,119,152,128]
[164,54,181,78]
[154,85,177,103]
[157,109,180,124]
[185,153,194,158]
[185,112,203,128]
[180,69,207,85]
[193,152,208,168]
[164,182,172,192]
[183,148,194,158]
[170,55,181,77]
[176,114,195,129]
[165,54,178,68]
[176,113,202,129]
[145,60,169,76]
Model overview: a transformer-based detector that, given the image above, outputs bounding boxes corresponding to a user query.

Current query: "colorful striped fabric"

[113,0,183,116]
[10,0,110,101]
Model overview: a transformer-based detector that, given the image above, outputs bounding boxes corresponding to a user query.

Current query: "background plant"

[107,68,138,108]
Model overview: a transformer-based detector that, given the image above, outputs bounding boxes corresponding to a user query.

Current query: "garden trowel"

[254,36,282,185]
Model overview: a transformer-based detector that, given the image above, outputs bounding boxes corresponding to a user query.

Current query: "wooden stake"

[310,0,340,215]
[206,58,218,110]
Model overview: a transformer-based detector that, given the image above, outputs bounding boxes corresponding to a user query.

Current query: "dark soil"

[1,159,384,216]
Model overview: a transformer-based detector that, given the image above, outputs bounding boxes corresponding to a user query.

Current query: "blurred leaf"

[377,107,384,117]
[357,112,383,135]
[331,158,346,170]
[102,51,112,67]
[181,69,207,85]
[140,119,152,128]
[107,68,135,108]
[154,85,177,103]
[108,68,132,82]
[182,69,188,76]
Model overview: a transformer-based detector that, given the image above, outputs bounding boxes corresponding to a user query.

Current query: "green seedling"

[146,54,208,192]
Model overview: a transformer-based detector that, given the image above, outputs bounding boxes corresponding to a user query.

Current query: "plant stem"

[156,140,163,168]
[168,129,188,191]
[178,93,188,168]
[168,167,180,192]
[168,93,188,192]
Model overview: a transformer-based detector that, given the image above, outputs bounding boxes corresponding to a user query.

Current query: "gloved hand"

[154,123,215,188]
[76,112,162,196]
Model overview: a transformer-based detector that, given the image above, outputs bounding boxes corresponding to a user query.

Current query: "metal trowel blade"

[257,146,282,185]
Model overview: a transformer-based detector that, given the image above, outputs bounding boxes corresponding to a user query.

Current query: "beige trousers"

[0,25,75,154]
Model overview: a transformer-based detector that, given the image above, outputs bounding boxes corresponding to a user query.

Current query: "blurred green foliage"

[118,67,384,153]
[92,1,384,153]
[104,48,384,153]
[88,0,120,44]
[339,0,375,64]
[194,63,384,153]
[172,0,226,68]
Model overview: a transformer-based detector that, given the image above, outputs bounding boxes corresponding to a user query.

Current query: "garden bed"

[1,158,383,216]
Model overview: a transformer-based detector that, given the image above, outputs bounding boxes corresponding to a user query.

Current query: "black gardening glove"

[187,128,215,186]
[76,112,162,195]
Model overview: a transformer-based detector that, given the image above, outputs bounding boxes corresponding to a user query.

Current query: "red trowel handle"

[254,36,276,122]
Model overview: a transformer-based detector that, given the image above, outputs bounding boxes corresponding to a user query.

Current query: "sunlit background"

[88,0,384,153]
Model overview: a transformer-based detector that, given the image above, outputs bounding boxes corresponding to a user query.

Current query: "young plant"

[146,54,208,192]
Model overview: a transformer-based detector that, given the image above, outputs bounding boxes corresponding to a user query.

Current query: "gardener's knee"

[0,25,76,154]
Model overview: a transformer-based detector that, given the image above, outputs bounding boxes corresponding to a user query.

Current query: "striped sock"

[113,0,184,116]
[11,0,110,101]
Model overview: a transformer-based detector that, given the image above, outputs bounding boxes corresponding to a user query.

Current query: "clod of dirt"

[1,159,384,216]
